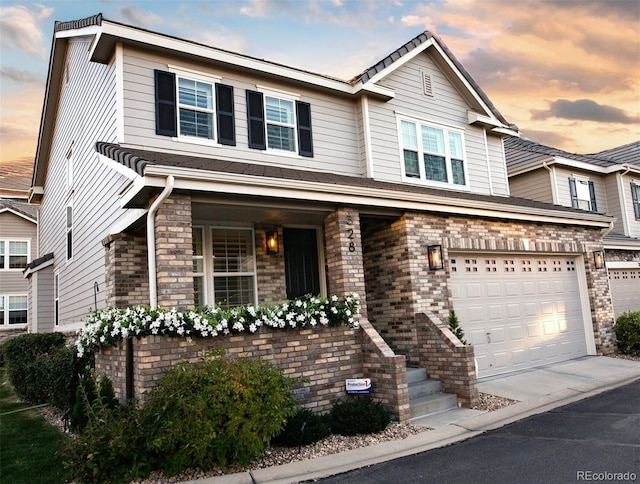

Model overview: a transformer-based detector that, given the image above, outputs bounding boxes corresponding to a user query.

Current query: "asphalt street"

[317,380,640,484]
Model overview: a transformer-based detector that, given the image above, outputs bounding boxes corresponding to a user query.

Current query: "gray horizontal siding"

[37,37,122,330]
[367,50,504,195]
[621,173,640,238]
[509,169,553,203]
[121,47,363,176]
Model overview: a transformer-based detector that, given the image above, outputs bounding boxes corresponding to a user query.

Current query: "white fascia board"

[491,126,520,137]
[108,208,148,235]
[23,258,54,279]
[364,38,436,85]
[138,165,612,228]
[98,153,139,180]
[54,25,101,39]
[606,260,640,269]
[0,208,37,224]
[98,20,394,99]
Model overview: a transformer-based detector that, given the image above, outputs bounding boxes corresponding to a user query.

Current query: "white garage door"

[609,269,640,318]
[450,254,589,378]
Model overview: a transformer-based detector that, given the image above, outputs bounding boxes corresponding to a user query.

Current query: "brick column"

[324,208,367,318]
[102,233,149,308]
[154,194,194,310]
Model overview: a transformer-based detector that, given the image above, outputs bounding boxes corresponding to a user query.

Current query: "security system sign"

[346,378,372,394]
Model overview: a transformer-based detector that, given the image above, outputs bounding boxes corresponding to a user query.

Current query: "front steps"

[408,367,484,428]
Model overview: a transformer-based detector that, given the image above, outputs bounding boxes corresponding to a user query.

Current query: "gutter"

[147,175,174,308]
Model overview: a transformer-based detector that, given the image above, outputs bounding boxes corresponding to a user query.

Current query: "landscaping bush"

[2,333,71,405]
[62,400,150,483]
[142,353,298,473]
[329,397,391,436]
[271,407,331,447]
[615,310,640,356]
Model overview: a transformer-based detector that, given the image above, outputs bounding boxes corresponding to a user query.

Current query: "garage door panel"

[451,254,587,378]
[609,269,640,317]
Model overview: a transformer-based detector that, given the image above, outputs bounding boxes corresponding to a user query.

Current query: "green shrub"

[330,397,391,436]
[615,310,640,356]
[2,333,73,406]
[271,407,331,447]
[142,354,298,473]
[62,400,150,483]
[448,309,467,345]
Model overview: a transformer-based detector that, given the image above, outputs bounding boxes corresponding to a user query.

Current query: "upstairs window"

[400,119,467,186]
[155,69,236,145]
[66,199,73,261]
[631,183,640,220]
[0,295,27,325]
[569,177,597,212]
[246,90,313,157]
[0,241,29,270]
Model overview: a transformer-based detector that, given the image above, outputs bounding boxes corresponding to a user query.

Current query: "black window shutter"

[631,183,640,219]
[246,90,266,150]
[154,70,177,137]
[216,84,235,146]
[296,101,313,157]
[588,181,597,212]
[569,178,578,208]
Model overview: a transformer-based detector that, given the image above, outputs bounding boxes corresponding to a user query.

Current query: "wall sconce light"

[593,250,604,269]
[427,244,444,271]
[266,231,279,255]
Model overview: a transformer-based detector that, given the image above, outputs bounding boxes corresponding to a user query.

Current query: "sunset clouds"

[0,0,638,169]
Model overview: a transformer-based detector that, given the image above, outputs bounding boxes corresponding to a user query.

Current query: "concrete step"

[406,367,427,385]
[409,392,459,419]
[408,379,442,400]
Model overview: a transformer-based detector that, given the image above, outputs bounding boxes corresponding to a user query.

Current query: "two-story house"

[28,14,618,418]
[505,137,640,317]
[0,161,37,341]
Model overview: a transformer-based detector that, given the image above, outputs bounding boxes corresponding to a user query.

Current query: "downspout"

[147,175,175,309]
[616,165,631,237]
[127,175,174,401]
[542,161,558,204]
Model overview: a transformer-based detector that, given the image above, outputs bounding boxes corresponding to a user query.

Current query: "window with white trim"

[569,177,597,212]
[211,227,256,309]
[54,272,59,327]
[265,96,296,152]
[66,198,73,261]
[0,240,29,270]
[631,182,640,220]
[178,77,214,139]
[192,226,205,307]
[1,295,27,325]
[192,227,257,309]
[399,119,467,186]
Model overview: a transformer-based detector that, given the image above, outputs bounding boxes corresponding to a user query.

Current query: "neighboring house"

[0,200,37,335]
[505,137,640,317]
[29,14,617,417]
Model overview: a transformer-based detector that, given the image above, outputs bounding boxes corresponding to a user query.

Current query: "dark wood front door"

[283,228,320,299]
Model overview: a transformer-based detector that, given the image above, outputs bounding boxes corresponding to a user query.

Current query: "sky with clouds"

[0,0,638,169]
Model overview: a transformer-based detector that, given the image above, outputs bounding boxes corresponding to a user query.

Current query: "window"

[211,228,256,309]
[154,69,235,145]
[66,199,73,261]
[631,183,640,220]
[399,119,466,186]
[192,226,205,307]
[246,90,313,157]
[54,272,59,327]
[0,295,27,325]
[569,177,597,212]
[0,240,29,270]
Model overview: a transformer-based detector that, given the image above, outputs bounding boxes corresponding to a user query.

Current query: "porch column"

[102,233,149,309]
[154,193,194,310]
[324,208,368,318]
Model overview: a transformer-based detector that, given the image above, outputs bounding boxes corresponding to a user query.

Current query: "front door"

[283,228,320,299]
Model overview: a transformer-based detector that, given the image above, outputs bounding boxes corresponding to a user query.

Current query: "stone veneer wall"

[415,312,478,407]
[605,249,640,263]
[255,227,287,304]
[363,212,616,357]
[102,233,149,308]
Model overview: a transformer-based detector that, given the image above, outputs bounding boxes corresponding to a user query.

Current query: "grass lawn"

[0,369,70,483]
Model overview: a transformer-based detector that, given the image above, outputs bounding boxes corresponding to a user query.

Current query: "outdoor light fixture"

[266,231,279,255]
[593,250,604,269]
[427,244,444,270]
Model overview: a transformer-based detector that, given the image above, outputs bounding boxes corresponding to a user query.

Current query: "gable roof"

[96,142,611,229]
[505,137,640,176]
[0,159,33,199]
[0,200,38,223]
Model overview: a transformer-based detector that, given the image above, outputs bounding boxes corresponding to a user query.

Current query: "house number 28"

[345,214,356,252]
